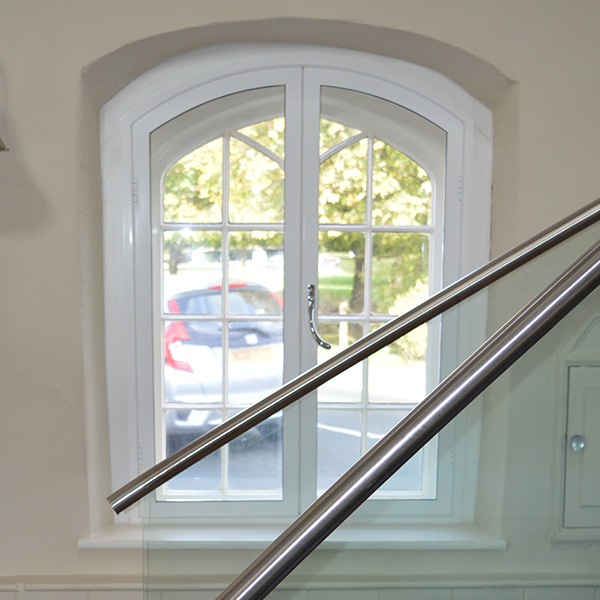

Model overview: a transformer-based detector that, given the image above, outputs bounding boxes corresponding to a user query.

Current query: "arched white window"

[102,44,492,527]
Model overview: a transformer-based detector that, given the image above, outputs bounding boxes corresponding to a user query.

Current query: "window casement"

[101,44,492,527]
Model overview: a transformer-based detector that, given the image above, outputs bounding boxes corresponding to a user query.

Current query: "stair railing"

[213,216,600,600]
[109,198,600,514]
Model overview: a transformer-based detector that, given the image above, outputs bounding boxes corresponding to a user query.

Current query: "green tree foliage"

[318,120,431,357]
[229,136,283,223]
[371,139,431,226]
[162,120,284,273]
[162,117,431,360]
[318,121,431,311]
[163,137,222,274]
[163,137,223,224]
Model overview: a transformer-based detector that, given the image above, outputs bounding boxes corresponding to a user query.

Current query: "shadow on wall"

[0,68,54,236]
[82,18,513,110]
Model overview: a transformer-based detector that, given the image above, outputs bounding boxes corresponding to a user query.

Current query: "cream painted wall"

[1,0,600,590]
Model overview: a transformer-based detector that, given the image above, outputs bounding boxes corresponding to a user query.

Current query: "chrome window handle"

[307,284,331,349]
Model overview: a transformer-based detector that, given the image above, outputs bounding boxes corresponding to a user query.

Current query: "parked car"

[162,285,421,492]
[163,282,284,455]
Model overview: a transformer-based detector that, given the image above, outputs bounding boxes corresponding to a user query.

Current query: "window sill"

[79,522,506,551]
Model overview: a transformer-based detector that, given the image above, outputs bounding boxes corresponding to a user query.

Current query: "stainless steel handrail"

[215,234,600,600]
[108,198,600,513]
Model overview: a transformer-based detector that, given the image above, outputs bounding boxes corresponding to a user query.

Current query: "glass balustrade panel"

[143,220,600,597]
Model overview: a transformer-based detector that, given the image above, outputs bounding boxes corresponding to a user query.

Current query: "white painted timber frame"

[101,43,492,528]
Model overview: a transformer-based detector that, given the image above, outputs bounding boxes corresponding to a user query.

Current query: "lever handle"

[307,284,331,350]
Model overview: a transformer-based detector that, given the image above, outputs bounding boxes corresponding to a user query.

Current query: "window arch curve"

[102,43,492,524]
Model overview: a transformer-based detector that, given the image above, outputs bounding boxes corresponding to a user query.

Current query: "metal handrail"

[108,197,600,513]
[215,231,600,600]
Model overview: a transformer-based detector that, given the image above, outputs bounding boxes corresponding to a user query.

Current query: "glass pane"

[367,410,424,492]
[229,137,284,223]
[238,117,285,159]
[163,321,223,404]
[372,139,431,226]
[227,320,283,405]
[319,118,361,155]
[368,324,427,405]
[163,138,223,224]
[319,137,368,224]
[371,232,429,315]
[317,322,363,404]
[318,231,365,317]
[163,231,222,307]
[317,410,361,492]
[228,231,284,313]
[228,410,283,493]
[163,409,222,491]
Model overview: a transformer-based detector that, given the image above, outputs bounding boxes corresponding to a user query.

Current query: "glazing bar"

[108,198,600,514]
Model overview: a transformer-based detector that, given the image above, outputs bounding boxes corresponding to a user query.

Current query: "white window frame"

[148,81,445,516]
[101,43,492,527]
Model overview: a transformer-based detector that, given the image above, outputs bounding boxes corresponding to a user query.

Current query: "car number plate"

[230,346,275,363]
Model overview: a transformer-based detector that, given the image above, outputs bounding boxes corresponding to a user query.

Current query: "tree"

[162,123,285,274]
[162,138,222,274]
[162,118,431,358]
[318,121,431,348]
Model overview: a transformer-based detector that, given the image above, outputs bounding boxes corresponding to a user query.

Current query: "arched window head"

[101,44,492,525]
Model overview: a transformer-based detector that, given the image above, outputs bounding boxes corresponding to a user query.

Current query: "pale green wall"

[0,0,599,588]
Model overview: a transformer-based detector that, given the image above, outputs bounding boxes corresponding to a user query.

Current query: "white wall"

[1,0,600,595]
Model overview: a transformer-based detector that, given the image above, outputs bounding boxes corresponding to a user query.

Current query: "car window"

[174,287,282,316]
[185,295,211,314]
[228,291,256,315]
[237,290,282,315]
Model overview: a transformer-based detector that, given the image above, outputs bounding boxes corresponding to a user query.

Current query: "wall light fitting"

[0,136,8,151]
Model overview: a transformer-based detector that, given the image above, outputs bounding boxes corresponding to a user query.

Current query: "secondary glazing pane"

[319,118,361,155]
[163,231,222,311]
[318,231,365,318]
[238,118,285,159]
[163,320,223,404]
[317,409,361,492]
[372,139,431,227]
[229,137,284,223]
[319,137,368,224]
[228,409,283,493]
[227,231,284,314]
[163,138,223,224]
[368,324,427,405]
[371,232,429,315]
[317,322,363,404]
[227,320,283,405]
[163,409,222,491]
[367,410,424,492]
